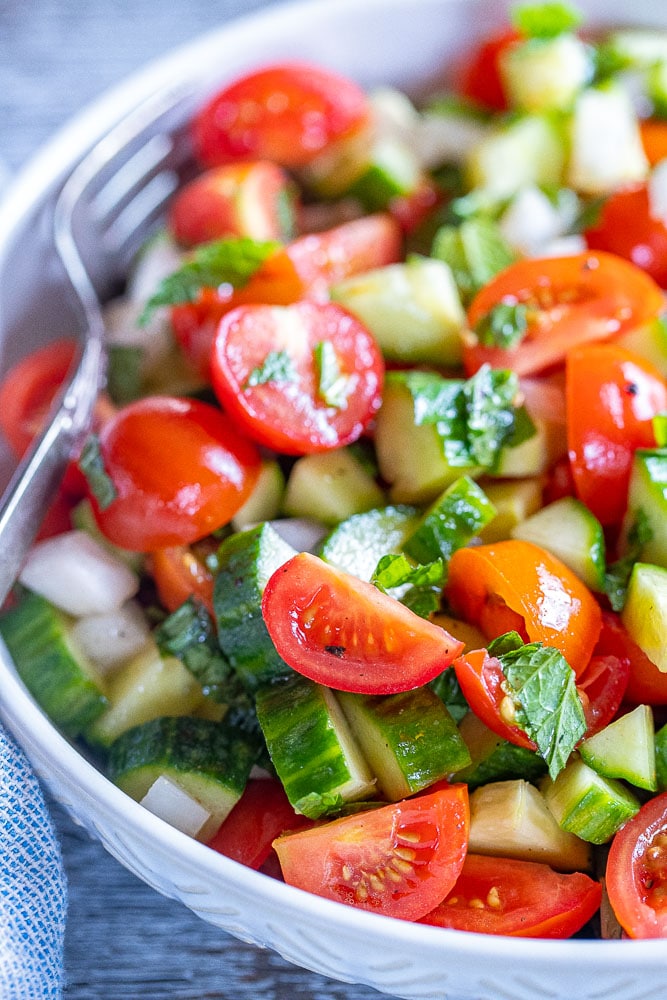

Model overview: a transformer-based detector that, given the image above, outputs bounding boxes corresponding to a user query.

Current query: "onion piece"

[140,775,213,840]
[70,602,152,676]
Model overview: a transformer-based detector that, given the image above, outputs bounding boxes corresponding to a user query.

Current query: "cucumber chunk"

[622,449,667,569]
[231,459,285,531]
[256,673,375,818]
[542,758,641,844]
[282,448,386,526]
[510,496,606,591]
[319,504,421,580]
[453,711,547,790]
[477,478,543,542]
[499,34,591,112]
[466,114,567,199]
[403,475,496,564]
[656,723,667,792]
[337,686,471,800]
[621,561,667,673]
[579,704,657,792]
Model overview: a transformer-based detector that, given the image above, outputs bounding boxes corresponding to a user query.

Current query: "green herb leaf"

[139,237,281,323]
[463,365,528,468]
[154,597,232,701]
[487,631,526,657]
[429,668,469,723]
[372,552,445,619]
[106,344,144,405]
[314,340,354,408]
[78,436,117,510]
[511,1,583,39]
[604,509,653,612]
[293,790,344,819]
[432,216,516,305]
[475,302,529,350]
[245,349,298,388]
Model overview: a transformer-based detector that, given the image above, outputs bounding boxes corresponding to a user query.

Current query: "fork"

[0,80,199,605]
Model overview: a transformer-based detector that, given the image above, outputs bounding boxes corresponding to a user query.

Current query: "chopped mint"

[474,302,529,350]
[512,1,583,39]
[154,597,231,701]
[78,435,117,510]
[430,668,469,723]
[294,790,344,819]
[372,552,445,618]
[431,216,516,304]
[245,349,297,388]
[314,340,354,408]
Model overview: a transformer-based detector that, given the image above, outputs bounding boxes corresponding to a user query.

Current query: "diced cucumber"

[542,757,641,844]
[490,415,566,478]
[622,450,667,569]
[656,723,667,792]
[466,114,567,199]
[319,504,421,580]
[282,448,385,526]
[566,83,648,195]
[467,779,592,871]
[429,613,486,653]
[453,711,547,790]
[213,522,297,691]
[337,686,471,801]
[579,704,657,792]
[331,258,465,368]
[431,215,516,306]
[346,135,423,211]
[621,561,667,673]
[0,588,108,738]
[510,496,606,591]
[108,715,257,839]
[255,673,376,818]
[615,317,667,378]
[604,28,667,69]
[402,475,496,564]
[477,478,543,542]
[85,641,206,748]
[499,34,591,112]
[230,459,285,531]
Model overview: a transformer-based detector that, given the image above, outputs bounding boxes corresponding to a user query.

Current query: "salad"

[1,0,666,942]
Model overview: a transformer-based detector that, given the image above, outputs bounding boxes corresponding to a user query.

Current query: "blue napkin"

[0,723,66,999]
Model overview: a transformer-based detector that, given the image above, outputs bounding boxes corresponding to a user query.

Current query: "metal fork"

[0,80,199,605]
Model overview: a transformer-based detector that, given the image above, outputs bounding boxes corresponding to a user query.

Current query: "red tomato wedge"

[577,611,631,734]
[211,300,384,454]
[420,854,602,937]
[261,552,464,695]
[85,396,260,552]
[566,343,667,526]
[273,784,469,920]
[453,648,537,750]
[193,62,370,169]
[464,253,665,378]
[606,791,667,938]
[585,183,667,289]
[597,611,667,706]
[445,540,602,677]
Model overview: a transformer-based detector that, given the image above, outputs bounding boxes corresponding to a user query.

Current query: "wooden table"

[0,3,386,996]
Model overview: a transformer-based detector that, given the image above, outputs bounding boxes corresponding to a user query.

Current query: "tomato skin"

[211,300,384,454]
[420,853,601,937]
[464,253,665,378]
[453,648,537,750]
[273,784,469,920]
[606,792,667,938]
[585,184,667,289]
[262,552,464,695]
[597,611,667,706]
[86,396,260,552]
[193,62,370,169]
[446,540,602,677]
[566,343,667,526]
[458,30,520,111]
[150,544,216,616]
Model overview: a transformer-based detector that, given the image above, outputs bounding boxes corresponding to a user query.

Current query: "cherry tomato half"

[598,611,667,706]
[261,552,464,695]
[576,612,632,736]
[566,343,667,526]
[585,183,667,289]
[453,648,537,750]
[150,544,216,616]
[457,30,520,111]
[273,783,469,920]
[85,396,260,552]
[193,62,370,169]
[464,253,665,378]
[446,540,602,677]
[420,853,601,937]
[606,791,667,938]
[211,300,384,454]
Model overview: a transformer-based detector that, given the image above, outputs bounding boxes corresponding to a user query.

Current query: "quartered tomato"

[193,62,370,169]
[420,854,602,937]
[458,30,520,111]
[566,343,667,526]
[606,791,667,938]
[273,783,469,920]
[445,540,602,677]
[211,300,384,454]
[84,396,260,552]
[585,183,667,289]
[150,543,216,615]
[261,552,464,695]
[598,610,667,706]
[453,647,537,750]
[464,253,665,378]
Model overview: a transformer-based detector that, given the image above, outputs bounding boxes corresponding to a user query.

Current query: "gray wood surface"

[0,3,385,996]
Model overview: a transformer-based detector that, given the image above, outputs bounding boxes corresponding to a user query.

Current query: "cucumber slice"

[282,448,386,526]
[402,475,496,564]
[319,504,421,580]
[604,28,667,68]
[453,711,547,790]
[231,459,285,531]
[622,449,667,569]
[346,135,423,211]
[510,496,606,591]
[431,215,515,306]
[337,687,471,800]
[542,757,641,844]
[477,478,543,543]
[0,588,107,738]
[213,522,297,691]
[656,723,667,792]
[579,704,657,792]
[567,83,648,195]
[467,779,592,871]
[466,114,567,199]
[621,561,667,673]
[255,673,375,818]
[331,258,465,368]
[490,415,566,478]
[499,34,590,112]
[616,317,667,377]
[108,715,257,838]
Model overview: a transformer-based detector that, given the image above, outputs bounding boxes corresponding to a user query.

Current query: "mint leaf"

[429,668,469,723]
[294,791,344,819]
[140,237,281,323]
[604,509,653,612]
[487,631,525,657]
[245,349,297,388]
[463,365,527,468]
[155,597,232,701]
[512,1,582,38]
[78,435,117,510]
[432,216,516,305]
[314,340,354,408]
[372,552,445,619]
[475,302,529,350]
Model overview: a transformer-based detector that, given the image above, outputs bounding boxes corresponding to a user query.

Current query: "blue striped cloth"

[0,724,66,998]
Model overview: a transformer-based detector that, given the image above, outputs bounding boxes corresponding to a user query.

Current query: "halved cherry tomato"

[273,783,469,920]
[464,253,665,378]
[150,544,216,615]
[193,62,370,169]
[211,300,384,454]
[453,648,537,750]
[577,612,631,735]
[597,611,667,706]
[85,396,260,552]
[419,853,601,937]
[585,183,667,289]
[208,778,313,870]
[566,343,667,526]
[445,540,602,677]
[168,162,295,247]
[261,552,464,695]
[457,30,520,111]
[606,791,667,938]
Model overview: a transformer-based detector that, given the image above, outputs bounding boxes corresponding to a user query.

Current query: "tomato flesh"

[457,30,520,111]
[273,784,469,920]
[420,853,602,937]
[453,648,537,750]
[585,183,667,289]
[262,552,464,695]
[606,792,667,938]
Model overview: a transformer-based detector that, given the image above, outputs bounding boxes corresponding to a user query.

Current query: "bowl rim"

[0,0,665,978]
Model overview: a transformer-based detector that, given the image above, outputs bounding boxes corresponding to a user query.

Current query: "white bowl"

[0,2,665,998]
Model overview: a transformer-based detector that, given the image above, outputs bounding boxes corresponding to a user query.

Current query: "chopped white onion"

[125,230,183,304]
[538,234,588,258]
[70,602,152,675]
[567,84,648,195]
[648,159,667,226]
[499,186,564,256]
[19,530,139,617]
[140,775,212,840]
[268,518,328,553]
